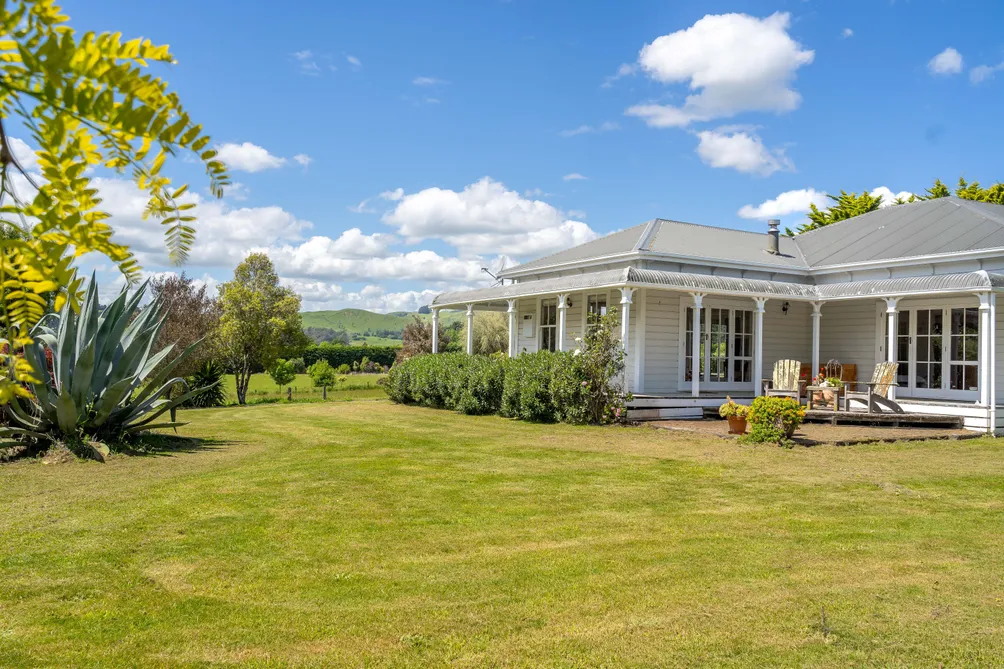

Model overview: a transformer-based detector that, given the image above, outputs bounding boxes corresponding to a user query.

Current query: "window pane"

[952,335,963,361]
[951,308,964,335]
[917,337,929,362]
[898,311,909,331]
[932,311,943,335]
[965,365,978,391]
[931,363,942,389]
[966,308,979,335]
[917,309,929,334]
[932,336,942,361]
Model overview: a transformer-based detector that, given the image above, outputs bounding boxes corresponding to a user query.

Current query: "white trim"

[634,288,646,393]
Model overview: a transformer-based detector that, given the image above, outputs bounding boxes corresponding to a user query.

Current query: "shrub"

[308,360,339,387]
[268,358,297,390]
[288,357,307,374]
[186,361,227,408]
[390,310,629,426]
[740,396,805,445]
[303,343,399,369]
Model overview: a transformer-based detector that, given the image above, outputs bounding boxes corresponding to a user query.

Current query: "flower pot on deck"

[727,416,747,435]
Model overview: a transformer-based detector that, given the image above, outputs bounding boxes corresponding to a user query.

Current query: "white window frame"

[677,300,756,391]
[875,296,981,401]
[539,297,557,352]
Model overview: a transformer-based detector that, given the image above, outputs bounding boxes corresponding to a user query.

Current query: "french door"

[883,305,980,400]
[684,305,754,390]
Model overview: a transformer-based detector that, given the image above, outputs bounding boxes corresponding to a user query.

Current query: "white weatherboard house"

[432,197,1004,433]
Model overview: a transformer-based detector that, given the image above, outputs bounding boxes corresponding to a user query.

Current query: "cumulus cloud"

[284,278,445,313]
[348,187,406,214]
[625,12,813,128]
[695,128,792,176]
[215,142,287,172]
[971,62,1004,84]
[738,188,828,219]
[381,177,597,256]
[559,121,619,137]
[214,142,312,173]
[602,63,636,88]
[266,246,489,283]
[870,186,916,207]
[929,47,963,76]
[7,136,38,170]
[562,173,588,181]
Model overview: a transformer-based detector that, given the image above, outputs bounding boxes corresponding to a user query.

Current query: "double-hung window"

[540,299,557,352]
[586,293,607,331]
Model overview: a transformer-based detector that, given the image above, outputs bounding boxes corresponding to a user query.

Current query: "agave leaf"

[130,339,201,408]
[5,397,46,431]
[54,295,76,392]
[53,389,79,435]
[0,426,50,440]
[21,342,53,409]
[90,376,141,427]
[124,421,189,434]
[126,383,208,431]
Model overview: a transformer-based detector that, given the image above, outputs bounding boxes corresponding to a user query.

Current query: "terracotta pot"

[727,416,747,435]
[813,389,836,406]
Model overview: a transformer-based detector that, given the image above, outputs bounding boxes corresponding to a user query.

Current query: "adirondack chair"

[763,360,804,402]
[842,361,903,413]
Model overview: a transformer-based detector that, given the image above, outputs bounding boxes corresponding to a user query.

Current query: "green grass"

[221,372,386,403]
[4,402,1004,666]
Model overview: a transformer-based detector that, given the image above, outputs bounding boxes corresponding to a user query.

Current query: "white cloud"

[929,47,963,76]
[523,188,551,198]
[96,177,311,268]
[291,50,322,75]
[348,188,405,214]
[568,209,587,219]
[293,154,312,168]
[413,76,448,86]
[971,62,1004,84]
[870,186,916,207]
[285,278,445,313]
[215,142,287,172]
[738,188,828,219]
[267,245,489,283]
[602,63,636,88]
[559,121,619,137]
[381,177,597,256]
[7,137,38,170]
[626,12,814,128]
[346,55,362,68]
[694,128,792,176]
[223,182,251,201]
[562,173,588,181]
[841,28,853,38]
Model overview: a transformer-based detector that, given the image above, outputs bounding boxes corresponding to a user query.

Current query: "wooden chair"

[763,360,804,403]
[843,361,903,413]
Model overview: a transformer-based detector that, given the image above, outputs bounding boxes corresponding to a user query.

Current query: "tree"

[268,358,297,392]
[149,272,221,378]
[790,190,886,235]
[217,254,305,405]
[461,312,508,355]
[921,178,952,200]
[398,315,456,362]
[0,1,228,404]
[307,359,338,388]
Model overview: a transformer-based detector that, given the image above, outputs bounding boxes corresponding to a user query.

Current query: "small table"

[805,385,844,411]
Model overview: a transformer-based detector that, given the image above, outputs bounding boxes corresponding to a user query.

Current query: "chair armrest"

[865,381,899,389]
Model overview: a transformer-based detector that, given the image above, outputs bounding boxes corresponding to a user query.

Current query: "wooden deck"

[801,409,964,429]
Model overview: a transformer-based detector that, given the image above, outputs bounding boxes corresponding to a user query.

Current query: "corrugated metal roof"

[433,268,1004,307]
[497,198,1004,279]
[500,223,647,275]
[646,219,807,267]
[793,198,1004,266]
[816,271,1004,299]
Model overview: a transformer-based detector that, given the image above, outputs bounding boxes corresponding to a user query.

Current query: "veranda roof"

[431,268,1004,308]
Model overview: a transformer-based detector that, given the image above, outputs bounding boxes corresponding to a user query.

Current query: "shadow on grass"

[118,434,234,457]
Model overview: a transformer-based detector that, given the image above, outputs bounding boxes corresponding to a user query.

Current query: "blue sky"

[51,0,1004,311]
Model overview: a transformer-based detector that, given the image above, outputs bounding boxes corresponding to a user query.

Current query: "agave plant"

[1,277,212,443]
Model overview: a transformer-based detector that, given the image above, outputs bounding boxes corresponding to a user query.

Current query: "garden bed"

[653,418,977,446]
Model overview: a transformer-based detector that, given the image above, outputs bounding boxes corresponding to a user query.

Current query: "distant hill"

[300,308,464,344]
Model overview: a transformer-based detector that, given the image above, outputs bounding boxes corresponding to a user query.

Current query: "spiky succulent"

[1,277,213,443]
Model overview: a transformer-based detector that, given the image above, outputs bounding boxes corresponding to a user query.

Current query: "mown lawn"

[3,401,1004,667]
[221,372,387,403]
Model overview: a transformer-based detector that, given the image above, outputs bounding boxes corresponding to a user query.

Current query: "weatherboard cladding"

[432,269,1004,307]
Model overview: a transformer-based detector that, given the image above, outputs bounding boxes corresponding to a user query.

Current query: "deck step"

[628,407,703,421]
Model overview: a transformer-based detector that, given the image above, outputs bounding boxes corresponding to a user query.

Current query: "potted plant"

[811,374,844,407]
[718,396,750,434]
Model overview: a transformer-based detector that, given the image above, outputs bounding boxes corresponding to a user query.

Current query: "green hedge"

[302,343,399,369]
[387,351,616,424]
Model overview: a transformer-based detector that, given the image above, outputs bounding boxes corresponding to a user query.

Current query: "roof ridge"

[795,196,940,239]
[633,219,662,251]
[501,221,651,275]
[951,196,1004,227]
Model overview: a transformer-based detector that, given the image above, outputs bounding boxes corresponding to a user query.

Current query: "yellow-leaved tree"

[0,0,229,402]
